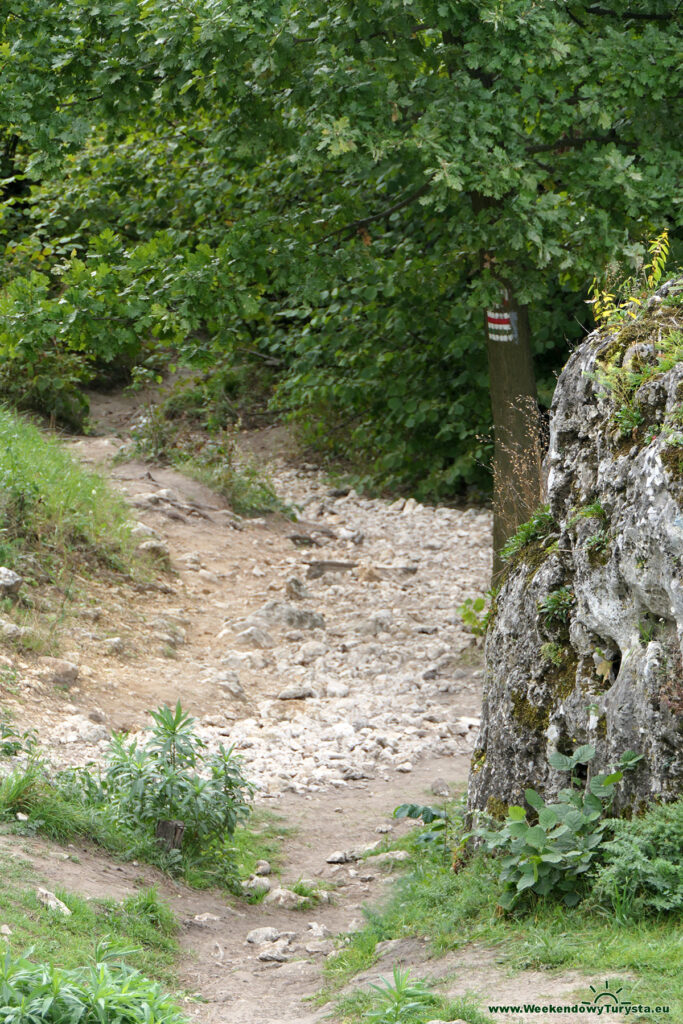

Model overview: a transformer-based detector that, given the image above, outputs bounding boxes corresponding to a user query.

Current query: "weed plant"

[591,800,683,919]
[0,703,255,892]
[323,792,682,1023]
[500,504,556,564]
[0,947,187,1024]
[477,745,642,909]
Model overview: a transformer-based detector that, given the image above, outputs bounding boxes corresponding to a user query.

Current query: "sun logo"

[582,980,631,1007]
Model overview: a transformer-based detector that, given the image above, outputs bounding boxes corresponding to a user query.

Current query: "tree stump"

[155,819,185,851]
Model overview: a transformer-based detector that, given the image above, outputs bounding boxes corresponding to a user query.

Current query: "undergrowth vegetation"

[0,406,135,576]
[323,785,682,1024]
[0,704,259,892]
[0,949,186,1024]
[122,404,284,516]
[0,837,184,1021]
[0,866,178,983]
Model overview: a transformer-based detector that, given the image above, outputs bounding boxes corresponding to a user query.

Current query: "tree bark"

[155,819,185,851]
[485,290,543,581]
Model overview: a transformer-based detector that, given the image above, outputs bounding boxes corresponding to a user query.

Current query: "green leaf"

[525,825,548,850]
[525,788,545,811]
[571,744,596,766]
[548,752,573,772]
[507,806,527,822]
[516,870,538,891]
[538,807,559,828]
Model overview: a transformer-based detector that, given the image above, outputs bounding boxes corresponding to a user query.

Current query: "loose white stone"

[36,888,71,916]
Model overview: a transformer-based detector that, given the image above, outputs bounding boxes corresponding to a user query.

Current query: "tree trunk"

[155,819,185,851]
[485,290,543,581]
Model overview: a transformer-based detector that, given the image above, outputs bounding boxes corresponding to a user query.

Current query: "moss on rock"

[486,796,508,821]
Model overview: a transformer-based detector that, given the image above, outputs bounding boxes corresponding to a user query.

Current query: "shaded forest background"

[1,0,681,502]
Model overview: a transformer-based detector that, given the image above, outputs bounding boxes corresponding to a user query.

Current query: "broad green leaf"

[525,788,545,811]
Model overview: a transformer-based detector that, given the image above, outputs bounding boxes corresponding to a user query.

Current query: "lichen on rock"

[468,279,683,817]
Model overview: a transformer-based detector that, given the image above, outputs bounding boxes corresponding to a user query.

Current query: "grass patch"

[0,405,137,576]
[228,807,292,879]
[121,404,287,516]
[0,850,179,984]
[182,451,284,517]
[335,982,494,1024]
[322,810,682,1023]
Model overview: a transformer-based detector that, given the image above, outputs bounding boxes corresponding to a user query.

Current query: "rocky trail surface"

[0,392,612,1023]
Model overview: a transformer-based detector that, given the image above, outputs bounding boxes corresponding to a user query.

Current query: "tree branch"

[585,4,680,20]
[315,180,432,244]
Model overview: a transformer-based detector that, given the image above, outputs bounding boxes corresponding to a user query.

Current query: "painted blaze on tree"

[1,1,681,552]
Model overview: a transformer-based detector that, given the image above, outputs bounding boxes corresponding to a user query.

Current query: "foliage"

[363,967,434,1024]
[591,798,683,920]
[588,232,671,328]
[393,804,452,861]
[455,596,491,637]
[0,721,36,758]
[595,319,683,440]
[500,505,556,563]
[2,1,681,496]
[477,746,643,910]
[585,529,610,555]
[0,406,135,575]
[538,586,575,627]
[0,949,187,1024]
[0,703,254,891]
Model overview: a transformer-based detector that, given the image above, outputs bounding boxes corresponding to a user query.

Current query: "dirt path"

[0,392,618,1023]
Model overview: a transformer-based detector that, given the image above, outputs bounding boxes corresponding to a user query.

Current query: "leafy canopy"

[1,1,681,492]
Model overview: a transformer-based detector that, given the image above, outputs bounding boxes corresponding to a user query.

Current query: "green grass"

[322,827,682,1024]
[181,453,285,516]
[0,753,289,896]
[335,984,496,1024]
[0,405,136,575]
[0,850,179,984]
[121,405,288,516]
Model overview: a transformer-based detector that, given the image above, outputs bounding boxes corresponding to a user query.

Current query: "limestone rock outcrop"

[469,281,683,816]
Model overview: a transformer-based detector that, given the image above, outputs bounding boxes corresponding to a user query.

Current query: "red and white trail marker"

[486,290,518,343]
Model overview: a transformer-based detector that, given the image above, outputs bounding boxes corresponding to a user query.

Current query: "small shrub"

[591,799,683,919]
[73,702,254,887]
[0,949,187,1023]
[540,642,565,667]
[393,803,459,863]
[477,746,643,909]
[614,404,644,438]
[585,529,610,555]
[2,703,254,891]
